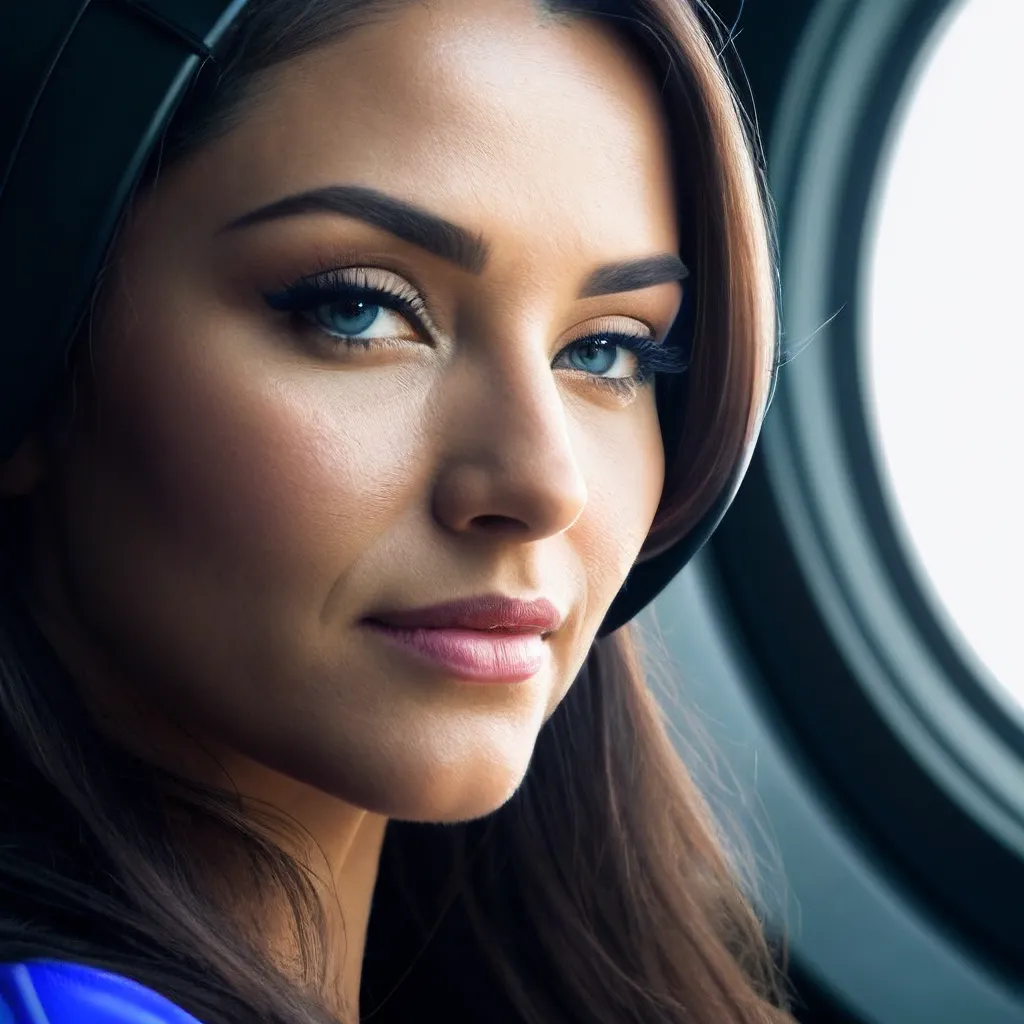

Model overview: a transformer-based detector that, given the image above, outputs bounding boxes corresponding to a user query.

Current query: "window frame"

[658,0,1024,1015]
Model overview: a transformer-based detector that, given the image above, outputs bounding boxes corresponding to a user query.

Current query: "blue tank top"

[0,960,203,1023]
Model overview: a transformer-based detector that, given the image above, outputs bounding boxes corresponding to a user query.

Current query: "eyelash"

[263,266,689,398]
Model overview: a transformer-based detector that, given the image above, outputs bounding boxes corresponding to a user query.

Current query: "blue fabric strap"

[0,961,203,1024]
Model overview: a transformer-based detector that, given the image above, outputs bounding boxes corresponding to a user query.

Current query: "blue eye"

[264,266,689,397]
[311,298,386,340]
[267,269,425,348]
[569,339,619,375]
[557,333,688,396]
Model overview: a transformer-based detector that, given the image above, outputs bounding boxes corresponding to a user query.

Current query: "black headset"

[0,0,778,638]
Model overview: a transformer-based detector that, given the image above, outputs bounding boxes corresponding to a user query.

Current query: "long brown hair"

[0,2,791,1022]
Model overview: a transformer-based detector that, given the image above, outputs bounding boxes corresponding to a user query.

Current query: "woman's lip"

[361,621,548,683]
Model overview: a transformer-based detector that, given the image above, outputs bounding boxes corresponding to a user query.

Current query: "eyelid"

[273,255,426,298]
[561,314,660,345]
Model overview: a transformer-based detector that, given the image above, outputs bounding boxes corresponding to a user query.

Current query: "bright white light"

[864,0,1024,704]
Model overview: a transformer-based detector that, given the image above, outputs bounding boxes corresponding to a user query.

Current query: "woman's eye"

[263,267,432,349]
[306,298,414,344]
[563,338,639,380]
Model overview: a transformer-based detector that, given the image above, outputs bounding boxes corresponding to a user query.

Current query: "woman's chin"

[336,755,531,825]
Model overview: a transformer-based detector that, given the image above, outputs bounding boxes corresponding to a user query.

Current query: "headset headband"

[0,0,775,637]
[0,0,247,462]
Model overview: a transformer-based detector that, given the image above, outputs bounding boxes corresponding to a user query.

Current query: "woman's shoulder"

[0,960,202,1023]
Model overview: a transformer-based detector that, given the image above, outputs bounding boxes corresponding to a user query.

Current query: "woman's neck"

[172,771,388,1020]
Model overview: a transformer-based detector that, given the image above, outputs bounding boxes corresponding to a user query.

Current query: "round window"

[864,0,1024,705]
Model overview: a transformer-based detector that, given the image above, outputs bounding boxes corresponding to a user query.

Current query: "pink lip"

[364,594,563,634]
[361,622,548,683]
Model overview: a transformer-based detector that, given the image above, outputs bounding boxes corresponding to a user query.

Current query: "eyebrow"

[221,184,690,298]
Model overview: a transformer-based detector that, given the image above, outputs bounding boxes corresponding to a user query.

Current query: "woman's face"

[13,0,683,822]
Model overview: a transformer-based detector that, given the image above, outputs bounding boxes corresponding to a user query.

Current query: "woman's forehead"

[146,0,680,261]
